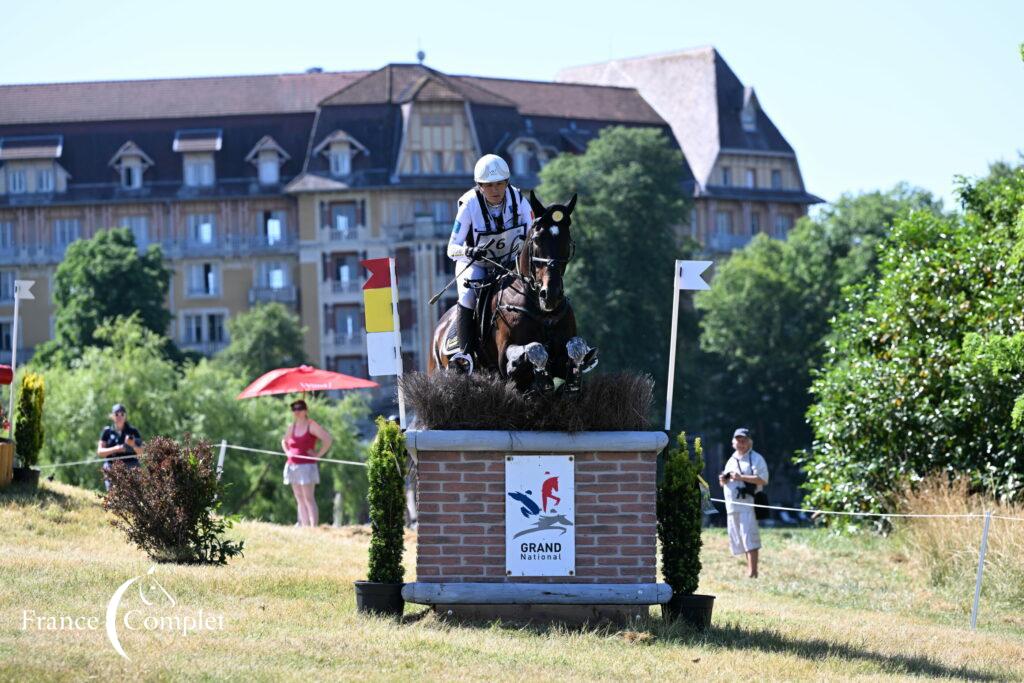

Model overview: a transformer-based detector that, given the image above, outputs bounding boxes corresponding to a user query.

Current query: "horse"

[429,191,597,392]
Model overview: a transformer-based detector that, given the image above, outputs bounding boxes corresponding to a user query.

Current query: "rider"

[446,154,533,371]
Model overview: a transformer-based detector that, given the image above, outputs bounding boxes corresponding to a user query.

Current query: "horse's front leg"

[564,337,599,392]
[505,342,551,393]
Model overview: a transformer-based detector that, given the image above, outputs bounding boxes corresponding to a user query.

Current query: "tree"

[537,126,697,412]
[694,186,943,479]
[799,163,1024,515]
[36,228,171,367]
[14,372,45,467]
[215,303,307,381]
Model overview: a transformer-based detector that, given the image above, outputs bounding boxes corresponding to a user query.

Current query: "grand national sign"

[505,455,575,576]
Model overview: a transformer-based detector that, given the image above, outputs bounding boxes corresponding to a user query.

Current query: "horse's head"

[523,190,576,312]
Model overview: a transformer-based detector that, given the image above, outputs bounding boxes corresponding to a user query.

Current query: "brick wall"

[415,449,658,584]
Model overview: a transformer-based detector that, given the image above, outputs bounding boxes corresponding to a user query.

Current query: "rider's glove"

[465,246,485,260]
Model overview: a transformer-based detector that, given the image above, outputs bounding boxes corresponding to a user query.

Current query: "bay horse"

[429,191,597,392]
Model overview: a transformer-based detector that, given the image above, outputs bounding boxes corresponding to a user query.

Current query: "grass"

[2,480,1023,681]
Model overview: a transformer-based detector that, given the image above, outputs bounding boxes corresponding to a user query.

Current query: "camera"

[721,471,756,498]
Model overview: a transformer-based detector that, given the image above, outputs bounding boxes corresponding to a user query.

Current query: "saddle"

[441,275,501,357]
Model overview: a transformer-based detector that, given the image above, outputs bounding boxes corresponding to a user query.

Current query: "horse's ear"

[529,190,546,217]
[566,193,577,215]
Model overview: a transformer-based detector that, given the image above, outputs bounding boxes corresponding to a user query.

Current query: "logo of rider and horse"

[508,472,574,539]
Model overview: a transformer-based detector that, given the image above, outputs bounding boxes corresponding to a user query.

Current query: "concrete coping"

[405,430,668,461]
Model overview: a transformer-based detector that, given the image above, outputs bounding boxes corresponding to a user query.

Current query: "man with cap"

[718,427,769,578]
[97,403,144,491]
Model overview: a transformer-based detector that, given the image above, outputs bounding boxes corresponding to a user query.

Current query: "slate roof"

[556,47,803,194]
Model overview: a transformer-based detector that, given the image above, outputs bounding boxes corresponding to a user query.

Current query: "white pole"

[664,260,682,431]
[388,258,406,429]
[970,510,992,630]
[216,439,228,481]
[7,293,20,441]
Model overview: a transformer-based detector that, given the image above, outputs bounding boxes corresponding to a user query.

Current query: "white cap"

[474,154,510,183]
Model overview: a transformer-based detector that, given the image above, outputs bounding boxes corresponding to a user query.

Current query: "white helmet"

[474,154,510,183]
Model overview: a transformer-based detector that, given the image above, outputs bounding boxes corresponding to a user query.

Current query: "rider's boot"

[451,304,476,373]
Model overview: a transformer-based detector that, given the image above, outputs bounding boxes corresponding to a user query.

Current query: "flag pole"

[664,260,682,432]
[388,258,406,429]
[7,291,20,439]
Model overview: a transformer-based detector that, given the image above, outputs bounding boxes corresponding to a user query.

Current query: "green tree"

[366,417,406,583]
[537,126,697,422]
[36,228,171,367]
[658,432,704,596]
[799,162,1024,514]
[695,186,942,478]
[14,372,45,467]
[215,303,308,381]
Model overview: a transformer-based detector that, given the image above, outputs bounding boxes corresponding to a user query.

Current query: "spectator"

[718,427,769,578]
[96,403,143,491]
[281,399,332,527]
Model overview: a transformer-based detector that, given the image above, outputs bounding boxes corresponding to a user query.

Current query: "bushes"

[15,372,44,467]
[103,435,244,564]
[657,432,704,596]
[366,417,406,583]
[400,370,653,431]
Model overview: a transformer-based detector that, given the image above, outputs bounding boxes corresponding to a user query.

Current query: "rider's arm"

[447,201,474,261]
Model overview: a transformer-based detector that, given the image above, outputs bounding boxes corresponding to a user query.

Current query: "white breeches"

[456,263,488,308]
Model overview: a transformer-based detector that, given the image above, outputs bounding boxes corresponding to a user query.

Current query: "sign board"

[361,257,401,376]
[505,455,575,577]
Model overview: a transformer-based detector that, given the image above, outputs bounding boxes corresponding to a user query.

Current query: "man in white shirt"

[718,427,769,578]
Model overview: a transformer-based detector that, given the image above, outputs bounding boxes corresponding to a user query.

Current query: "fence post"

[970,510,992,631]
[332,491,344,528]
[216,440,227,481]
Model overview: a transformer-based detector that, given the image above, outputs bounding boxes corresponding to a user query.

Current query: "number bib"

[477,225,526,265]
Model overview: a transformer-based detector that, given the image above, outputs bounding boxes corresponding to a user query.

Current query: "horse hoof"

[451,353,474,374]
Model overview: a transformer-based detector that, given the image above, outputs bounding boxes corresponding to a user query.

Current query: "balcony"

[160,233,297,259]
[180,340,228,356]
[323,329,366,355]
[397,218,451,241]
[323,224,374,244]
[0,245,65,266]
[707,232,753,252]
[248,285,297,305]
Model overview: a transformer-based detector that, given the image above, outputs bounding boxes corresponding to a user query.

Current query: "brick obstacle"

[402,430,670,623]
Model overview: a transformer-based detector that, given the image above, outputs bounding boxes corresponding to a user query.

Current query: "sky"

[3,0,1021,208]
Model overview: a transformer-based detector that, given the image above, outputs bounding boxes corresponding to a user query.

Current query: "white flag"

[676,261,712,291]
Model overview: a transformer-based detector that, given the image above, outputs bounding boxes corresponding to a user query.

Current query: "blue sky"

[3,0,1021,207]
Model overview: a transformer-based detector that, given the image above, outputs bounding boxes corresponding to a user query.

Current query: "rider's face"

[478,181,507,206]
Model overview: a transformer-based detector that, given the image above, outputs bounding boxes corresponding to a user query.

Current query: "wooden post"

[970,510,992,630]
[333,491,344,527]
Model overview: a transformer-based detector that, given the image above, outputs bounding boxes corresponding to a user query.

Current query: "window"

[262,211,285,245]
[773,214,793,237]
[258,158,280,185]
[749,212,761,235]
[454,152,465,173]
[513,147,530,176]
[330,147,351,177]
[715,211,733,234]
[746,168,756,188]
[184,314,204,343]
[330,202,358,234]
[187,263,219,296]
[207,314,225,343]
[0,222,13,251]
[121,163,143,190]
[0,322,11,352]
[8,170,27,194]
[409,152,421,175]
[721,167,731,186]
[120,215,148,248]
[261,261,287,290]
[53,218,81,248]
[187,214,216,245]
[771,169,783,190]
[0,272,14,301]
[432,201,451,224]
[184,157,215,187]
[37,168,54,192]
[432,152,444,174]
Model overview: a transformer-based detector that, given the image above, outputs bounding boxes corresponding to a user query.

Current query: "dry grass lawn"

[1,480,1022,681]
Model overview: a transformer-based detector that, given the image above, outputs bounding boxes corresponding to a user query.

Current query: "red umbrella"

[236,365,378,399]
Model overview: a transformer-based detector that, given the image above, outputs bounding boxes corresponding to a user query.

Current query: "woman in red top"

[281,399,332,527]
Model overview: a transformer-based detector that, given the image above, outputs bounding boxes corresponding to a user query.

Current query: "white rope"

[223,444,366,467]
[36,454,140,470]
[35,445,367,470]
[712,497,1024,522]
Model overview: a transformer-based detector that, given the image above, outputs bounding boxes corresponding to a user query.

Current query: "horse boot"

[451,304,476,374]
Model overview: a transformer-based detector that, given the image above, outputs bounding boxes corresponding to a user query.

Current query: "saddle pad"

[443,323,460,355]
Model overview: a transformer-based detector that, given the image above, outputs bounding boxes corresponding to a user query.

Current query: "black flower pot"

[663,593,715,630]
[354,581,405,617]
[12,467,40,490]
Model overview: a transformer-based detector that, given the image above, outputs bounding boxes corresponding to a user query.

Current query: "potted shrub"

[657,431,715,629]
[0,402,13,489]
[355,417,407,617]
[12,372,44,490]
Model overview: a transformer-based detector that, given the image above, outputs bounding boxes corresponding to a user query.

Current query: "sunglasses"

[291,406,306,412]
[114,411,126,416]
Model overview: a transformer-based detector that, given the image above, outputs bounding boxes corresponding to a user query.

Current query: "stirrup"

[450,352,474,374]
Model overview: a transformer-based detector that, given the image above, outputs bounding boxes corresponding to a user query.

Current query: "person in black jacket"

[96,403,143,491]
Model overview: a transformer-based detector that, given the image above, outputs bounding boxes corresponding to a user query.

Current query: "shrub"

[15,372,45,468]
[103,435,244,564]
[400,370,653,431]
[658,431,704,596]
[366,417,406,583]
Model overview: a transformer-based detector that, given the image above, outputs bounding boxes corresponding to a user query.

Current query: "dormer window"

[8,170,26,194]
[314,130,368,178]
[109,141,154,190]
[174,129,221,188]
[1,135,67,195]
[184,156,215,187]
[37,168,54,192]
[741,86,759,133]
[721,167,732,186]
[245,136,291,186]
